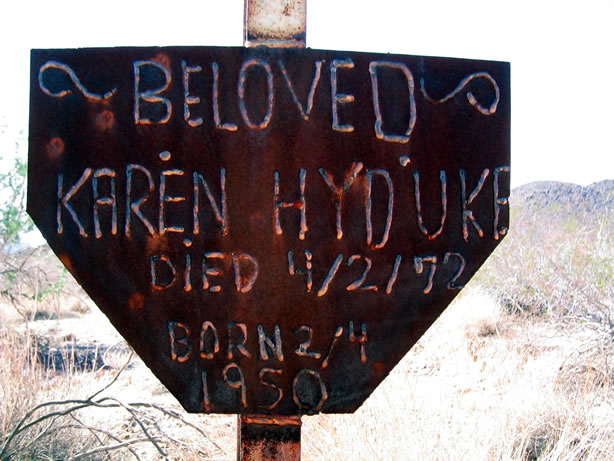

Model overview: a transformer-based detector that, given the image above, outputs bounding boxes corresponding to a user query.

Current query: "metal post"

[240,2,305,459]
[244,0,306,48]
[238,415,302,461]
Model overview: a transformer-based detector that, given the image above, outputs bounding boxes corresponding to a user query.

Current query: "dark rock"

[33,336,132,373]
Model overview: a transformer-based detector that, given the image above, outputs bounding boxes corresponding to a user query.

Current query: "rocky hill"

[511,179,614,218]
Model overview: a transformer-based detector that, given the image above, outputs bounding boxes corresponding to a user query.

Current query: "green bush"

[0,156,32,250]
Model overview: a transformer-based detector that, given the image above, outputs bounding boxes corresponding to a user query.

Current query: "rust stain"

[46,137,65,161]
[371,360,386,377]
[242,415,301,426]
[239,415,301,461]
[249,210,265,232]
[153,53,171,70]
[128,292,145,310]
[146,233,170,255]
[57,253,73,273]
[95,110,115,131]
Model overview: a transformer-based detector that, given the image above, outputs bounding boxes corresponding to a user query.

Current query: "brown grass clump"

[0,328,233,460]
[0,330,106,459]
[507,390,614,461]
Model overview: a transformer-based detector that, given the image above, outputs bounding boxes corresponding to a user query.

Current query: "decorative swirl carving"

[420,72,499,115]
[38,60,117,101]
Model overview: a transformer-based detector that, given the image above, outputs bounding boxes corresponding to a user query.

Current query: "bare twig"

[101,397,168,458]
[68,436,164,460]
[132,403,226,455]
[87,350,134,401]
[68,414,115,461]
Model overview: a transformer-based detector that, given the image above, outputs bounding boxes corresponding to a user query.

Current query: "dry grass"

[1,198,613,459]
[0,328,235,460]
[0,331,107,459]
[302,291,614,460]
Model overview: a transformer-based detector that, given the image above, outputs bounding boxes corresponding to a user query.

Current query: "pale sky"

[1,0,613,188]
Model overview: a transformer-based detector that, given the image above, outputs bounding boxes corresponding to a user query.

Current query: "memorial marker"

[28,1,509,457]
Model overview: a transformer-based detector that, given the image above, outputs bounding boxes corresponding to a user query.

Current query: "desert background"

[1,171,612,459]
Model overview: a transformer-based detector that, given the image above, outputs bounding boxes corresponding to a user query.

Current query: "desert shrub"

[0,246,78,323]
[0,154,76,322]
[507,391,614,461]
[473,194,614,459]
[0,330,116,460]
[0,156,32,251]
[0,330,227,460]
[475,200,613,348]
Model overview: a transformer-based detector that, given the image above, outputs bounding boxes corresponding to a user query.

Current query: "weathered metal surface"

[244,0,306,47]
[239,415,301,460]
[28,46,510,415]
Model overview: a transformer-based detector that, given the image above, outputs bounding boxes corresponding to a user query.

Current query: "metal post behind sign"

[244,0,306,48]
[241,1,306,459]
[239,416,302,461]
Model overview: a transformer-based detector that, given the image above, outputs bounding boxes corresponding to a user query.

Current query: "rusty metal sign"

[28,46,510,415]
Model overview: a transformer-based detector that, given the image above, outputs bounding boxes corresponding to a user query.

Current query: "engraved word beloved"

[39,57,499,144]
